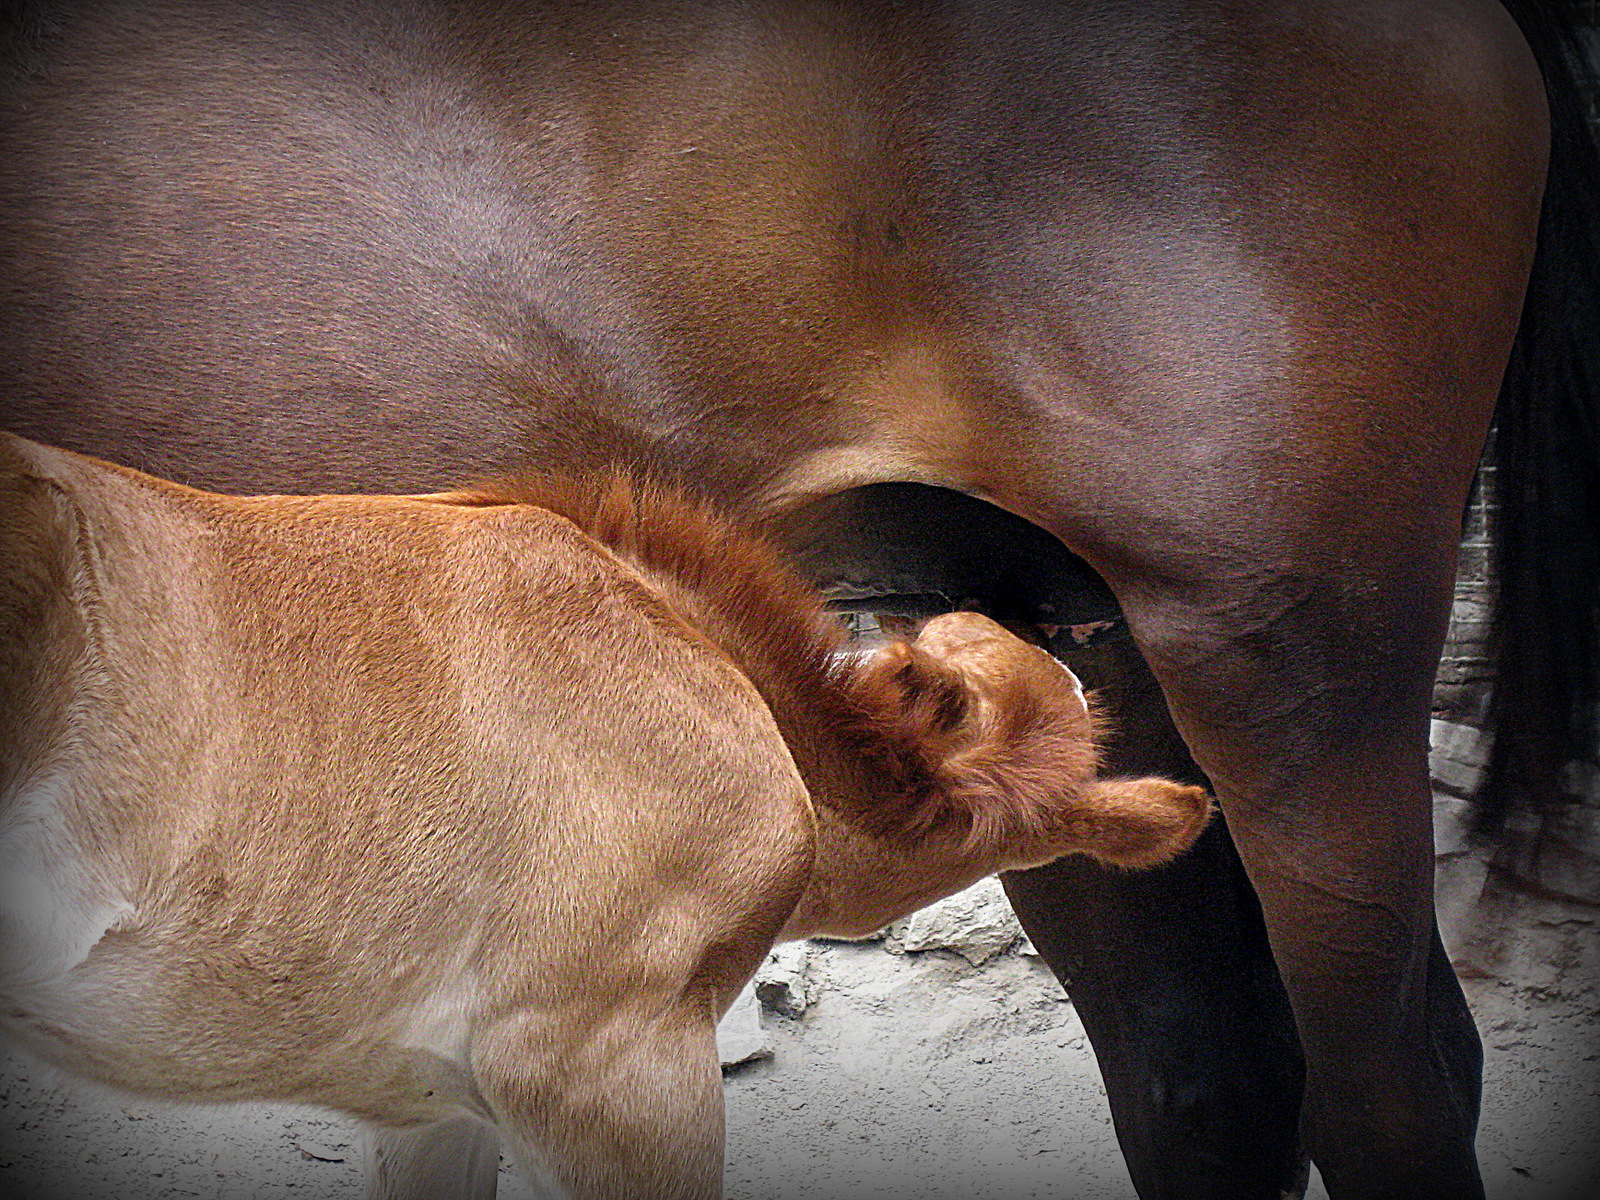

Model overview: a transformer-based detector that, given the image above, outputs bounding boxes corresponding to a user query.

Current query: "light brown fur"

[0,433,1209,1199]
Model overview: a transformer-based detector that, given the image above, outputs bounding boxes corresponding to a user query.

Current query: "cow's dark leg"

[1004,634,1307,1200]
[1106,556,1485,1200]
[772,487,1311,1197]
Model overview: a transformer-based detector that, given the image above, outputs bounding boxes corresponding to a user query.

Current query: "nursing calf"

[0,433,1212,1200]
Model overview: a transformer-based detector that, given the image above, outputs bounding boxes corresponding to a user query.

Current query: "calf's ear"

[1070,778,1216,869]
[859,639,974,739]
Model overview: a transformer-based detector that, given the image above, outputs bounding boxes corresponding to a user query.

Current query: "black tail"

[1476,0,1600,847]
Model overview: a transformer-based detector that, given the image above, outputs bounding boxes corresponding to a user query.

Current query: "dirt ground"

[1,865,1596,1200]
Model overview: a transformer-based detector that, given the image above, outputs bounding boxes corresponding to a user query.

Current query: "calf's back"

[0,433,812,1122]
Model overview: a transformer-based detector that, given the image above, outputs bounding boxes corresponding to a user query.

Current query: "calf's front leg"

[473,1000,725,1200]
[363,1116,502,1200]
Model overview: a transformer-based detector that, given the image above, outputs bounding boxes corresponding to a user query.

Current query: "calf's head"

[782,611,1213,941]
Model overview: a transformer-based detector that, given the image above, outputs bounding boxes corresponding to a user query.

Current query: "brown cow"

[6,4,1600,1194]
[0,432,1211,1200]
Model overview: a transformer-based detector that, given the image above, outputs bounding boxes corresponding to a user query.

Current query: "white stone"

[1432,792,1477,857]
[882,877,1024,967]
[754,942,820,1018]
[1434,852,1490,967]
[716,982,771,1067]
[1430,719,1489,794]
[1431,719,1490,765]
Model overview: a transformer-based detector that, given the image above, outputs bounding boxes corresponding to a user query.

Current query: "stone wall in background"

[1431,8,1600,794]
[1434,457,1496,726]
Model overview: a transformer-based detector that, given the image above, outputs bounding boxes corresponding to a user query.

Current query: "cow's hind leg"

[363,1117,502,1200]
[1113,545,1484,1199]
[1003,634,1308,1200]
